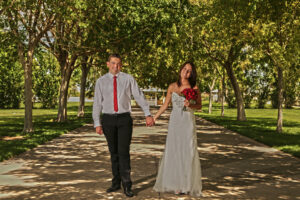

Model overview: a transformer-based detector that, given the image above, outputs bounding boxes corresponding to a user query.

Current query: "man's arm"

[130,76,154,126]
[92,79,103,133]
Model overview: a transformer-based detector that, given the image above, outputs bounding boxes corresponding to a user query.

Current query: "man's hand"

[96,126,103,135]
[146,116,155,127]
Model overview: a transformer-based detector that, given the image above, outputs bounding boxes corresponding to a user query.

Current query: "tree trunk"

[57,65,73,122]
[217,87,222,103]
[19,45,34,133]
[208,90,213,114]
[224,62,247,121]
[276,66,284,133]
[208,77,217,114]
[77,57,90,117]
[221,69,225,117]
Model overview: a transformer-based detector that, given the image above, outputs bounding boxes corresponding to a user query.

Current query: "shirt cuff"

[94,121,101,128]
[144,110,151,117]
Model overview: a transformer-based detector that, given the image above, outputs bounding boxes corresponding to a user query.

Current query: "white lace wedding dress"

[153,92,202,197]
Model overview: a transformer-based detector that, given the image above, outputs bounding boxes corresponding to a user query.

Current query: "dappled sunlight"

[0,190,30,199]
[0,129,113,199]
[0,136,24,141]
[195,109,300,158]
[195,117,300,199]
[0,107,299,199]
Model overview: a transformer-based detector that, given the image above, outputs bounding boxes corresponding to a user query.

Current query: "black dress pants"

[102,113,133,188]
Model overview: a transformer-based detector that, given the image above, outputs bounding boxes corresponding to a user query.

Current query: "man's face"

[107,57,122,75]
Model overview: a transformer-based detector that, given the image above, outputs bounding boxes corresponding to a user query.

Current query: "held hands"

[96,126,103,135]
[146,116,155,127]
[96,117,154,134]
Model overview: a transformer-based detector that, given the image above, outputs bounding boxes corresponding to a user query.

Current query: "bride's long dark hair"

[177,61,197,88]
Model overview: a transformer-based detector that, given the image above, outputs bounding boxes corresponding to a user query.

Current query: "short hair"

[108,53,122,62]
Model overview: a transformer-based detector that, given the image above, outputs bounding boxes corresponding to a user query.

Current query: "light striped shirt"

[92,72,151,127]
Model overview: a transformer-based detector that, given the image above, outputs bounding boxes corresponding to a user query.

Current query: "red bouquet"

[181,88,198,111]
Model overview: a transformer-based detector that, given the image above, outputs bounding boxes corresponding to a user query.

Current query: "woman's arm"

[154,84,174,121]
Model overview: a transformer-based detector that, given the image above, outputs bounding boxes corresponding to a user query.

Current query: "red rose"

[181,88,198,101]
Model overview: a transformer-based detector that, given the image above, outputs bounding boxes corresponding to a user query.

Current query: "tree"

[42,0,96,122]
[43,0,162,121]
[202,63,218,114]
[187,0,257,121]
[2,0,56,132]
[123,0,195,89]
[254,0,299,132]
[220,68,226,116]
[77,56,93,117]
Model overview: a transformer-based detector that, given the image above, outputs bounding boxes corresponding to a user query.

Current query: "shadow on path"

[0,107,299,199]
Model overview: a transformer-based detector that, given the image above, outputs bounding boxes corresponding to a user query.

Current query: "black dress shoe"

[124,187,134,197]
[106,185,121,193]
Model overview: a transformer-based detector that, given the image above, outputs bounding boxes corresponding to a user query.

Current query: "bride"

[153,61,202,197]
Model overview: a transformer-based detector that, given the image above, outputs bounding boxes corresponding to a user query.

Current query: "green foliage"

[284,64,299,108]
[0,33,23,109]
[69,67,81,97]
[257,87,270,109]
[1,0,299,128]
[226,91,236,108]
[252,0,299,110]
[225,78,236,108]
[83,56,108,99]
[0,63,23,109]
[242,69,259,108]
[256,63,274,108]
[33,51,60,108]
[271,79,279,108]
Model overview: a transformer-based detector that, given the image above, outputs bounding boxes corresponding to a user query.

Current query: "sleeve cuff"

[94,121,101,128]
[144,110,151,117]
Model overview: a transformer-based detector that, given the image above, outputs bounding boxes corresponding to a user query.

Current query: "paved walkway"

[1,107,300,200]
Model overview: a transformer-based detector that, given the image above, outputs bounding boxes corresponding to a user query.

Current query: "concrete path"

[0,107,300,200]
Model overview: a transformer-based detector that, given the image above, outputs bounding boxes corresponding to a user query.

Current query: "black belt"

[103,112,130,117]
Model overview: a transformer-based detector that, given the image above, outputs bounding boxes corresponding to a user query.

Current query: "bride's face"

[180,64,192,79]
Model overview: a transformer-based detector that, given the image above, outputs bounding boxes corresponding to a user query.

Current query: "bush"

[225,89,237,108]
[0,44,23,109]
[244,95,252,108]
[271,89,278,109]
[33,52,60,108]
[257,87,270,108]
[284,89,296,109]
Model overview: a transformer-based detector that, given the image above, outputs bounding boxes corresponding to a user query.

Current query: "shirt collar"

[108,72,121,78]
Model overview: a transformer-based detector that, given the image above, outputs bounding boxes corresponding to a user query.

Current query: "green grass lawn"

[1,100,299,161]
[0,102,93,161]
[195,101,300,158]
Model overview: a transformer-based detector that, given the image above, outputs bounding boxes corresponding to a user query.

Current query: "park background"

[0,0,299,162]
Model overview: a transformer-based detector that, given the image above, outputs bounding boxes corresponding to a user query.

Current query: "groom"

[92,54,154,197]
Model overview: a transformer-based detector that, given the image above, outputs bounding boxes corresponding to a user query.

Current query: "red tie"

[113,76,118,112]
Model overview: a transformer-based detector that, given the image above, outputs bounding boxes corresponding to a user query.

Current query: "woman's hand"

[184,99,190,107]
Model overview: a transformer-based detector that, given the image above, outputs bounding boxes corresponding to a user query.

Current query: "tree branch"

[0,0,16,15]
[17,11,31,34]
